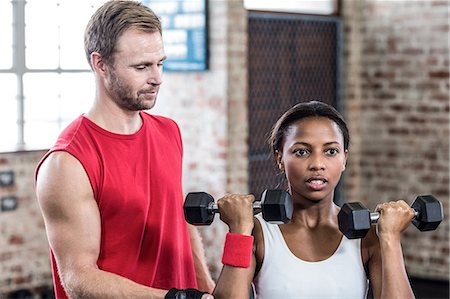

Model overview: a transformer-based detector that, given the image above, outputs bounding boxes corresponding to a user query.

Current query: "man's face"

[105,29,166,111]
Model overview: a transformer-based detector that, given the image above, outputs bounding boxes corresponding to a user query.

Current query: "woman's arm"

[213,254,256,299]
[212,194,257,299]
[366,200,416,299]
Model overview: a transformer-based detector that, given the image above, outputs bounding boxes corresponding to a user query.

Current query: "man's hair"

[269,100,350,158]
[84,0,162,69]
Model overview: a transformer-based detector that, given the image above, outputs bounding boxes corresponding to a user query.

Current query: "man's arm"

[187,225,216,293]
[36,151,168,299]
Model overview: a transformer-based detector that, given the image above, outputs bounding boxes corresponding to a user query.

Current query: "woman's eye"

[326,148,339,155]
[294,149,309,156]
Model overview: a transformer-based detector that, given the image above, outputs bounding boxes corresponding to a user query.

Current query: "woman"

[213,101,415,299]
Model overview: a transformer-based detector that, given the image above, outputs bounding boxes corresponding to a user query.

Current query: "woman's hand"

[375,200,415,241]
[217,194,255,235]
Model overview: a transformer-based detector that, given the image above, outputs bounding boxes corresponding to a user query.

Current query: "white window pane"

[25,1,59,69]
[23,72,94,147]
[59,0,104,69]
[24,121,63,148]
[25,0,108,70]
[24,73,60,122]
[24,73,64,147]
[59,22,89,69]
[0,1,13,69]
[59,73,94,119]
[0,74,18,147]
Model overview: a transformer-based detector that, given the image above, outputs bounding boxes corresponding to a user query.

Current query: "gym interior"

[0,0,449,298]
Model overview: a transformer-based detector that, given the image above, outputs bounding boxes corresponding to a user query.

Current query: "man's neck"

[85,103,143,135]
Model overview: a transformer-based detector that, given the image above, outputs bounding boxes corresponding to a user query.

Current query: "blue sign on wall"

[143,0,208,71]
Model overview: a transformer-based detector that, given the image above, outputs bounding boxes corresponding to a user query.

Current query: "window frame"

[0,0,92,153]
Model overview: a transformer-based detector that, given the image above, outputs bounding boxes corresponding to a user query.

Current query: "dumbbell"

[184,189,293,225]
[338,195,444,239]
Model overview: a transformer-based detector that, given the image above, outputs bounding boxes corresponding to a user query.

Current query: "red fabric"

[36,112,197,298]
[222,233,254,268]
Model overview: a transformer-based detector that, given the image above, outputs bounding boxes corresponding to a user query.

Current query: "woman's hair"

[269,101,350,157]
[84,0,162,69]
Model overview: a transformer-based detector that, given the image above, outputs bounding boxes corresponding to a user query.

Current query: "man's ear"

[91,52,107,74]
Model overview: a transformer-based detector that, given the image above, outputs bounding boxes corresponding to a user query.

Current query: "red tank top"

[36,112,197,298]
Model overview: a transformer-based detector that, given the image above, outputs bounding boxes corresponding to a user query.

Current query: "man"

[35,1,215,298]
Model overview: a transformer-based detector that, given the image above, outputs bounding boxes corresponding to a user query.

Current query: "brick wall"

[1,0,449,296]
[0,1,247,295]
[152,1,230,276]
[342,0,449,280]
[0,150,52,295]
[152,0,247,278]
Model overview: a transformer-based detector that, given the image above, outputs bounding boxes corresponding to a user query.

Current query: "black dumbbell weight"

[184,189,293,225]
[338,195,444,239]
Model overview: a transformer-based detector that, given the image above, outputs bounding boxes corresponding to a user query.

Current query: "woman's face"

[278,116,348,204]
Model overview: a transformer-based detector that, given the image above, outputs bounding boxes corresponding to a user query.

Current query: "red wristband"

[222,232,254,268]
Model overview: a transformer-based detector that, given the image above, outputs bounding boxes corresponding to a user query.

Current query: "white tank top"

[254,215,369,299]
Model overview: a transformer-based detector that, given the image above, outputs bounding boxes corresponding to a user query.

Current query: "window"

[0,0,105,151]
[0,0,205,151]
[244,0,339,15]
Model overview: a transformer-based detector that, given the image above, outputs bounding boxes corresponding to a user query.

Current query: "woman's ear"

[342,149,349,171]
[275,150,284,171]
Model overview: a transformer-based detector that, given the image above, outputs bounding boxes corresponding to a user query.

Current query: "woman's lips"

[305,177,327,191]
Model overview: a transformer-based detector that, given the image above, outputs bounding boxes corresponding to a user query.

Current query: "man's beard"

[107,70,156,111]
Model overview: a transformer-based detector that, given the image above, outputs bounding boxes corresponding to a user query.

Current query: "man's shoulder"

[48,115,91,150]
[141,111,174,122]
[141,111,180,130]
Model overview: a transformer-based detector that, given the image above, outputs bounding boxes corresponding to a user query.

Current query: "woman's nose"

[308,154,325,171]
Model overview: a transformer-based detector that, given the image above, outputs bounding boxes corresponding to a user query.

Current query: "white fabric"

[254,214,369,299]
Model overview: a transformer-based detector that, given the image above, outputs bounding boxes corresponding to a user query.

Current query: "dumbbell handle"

[369,209,419,223]
[208,201,262,214]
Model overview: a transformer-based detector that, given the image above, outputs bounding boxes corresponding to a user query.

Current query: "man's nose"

[147,65,163,86]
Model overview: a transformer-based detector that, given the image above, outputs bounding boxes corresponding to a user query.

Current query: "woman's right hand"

[217,194,255,235]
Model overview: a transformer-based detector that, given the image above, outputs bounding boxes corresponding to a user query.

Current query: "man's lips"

[140,89,157,95]
[139,90,158,100]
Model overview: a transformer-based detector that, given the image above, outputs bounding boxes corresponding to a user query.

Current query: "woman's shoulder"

[253,216,265,251]
[361,227,380,264]
[253,216,265,275]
